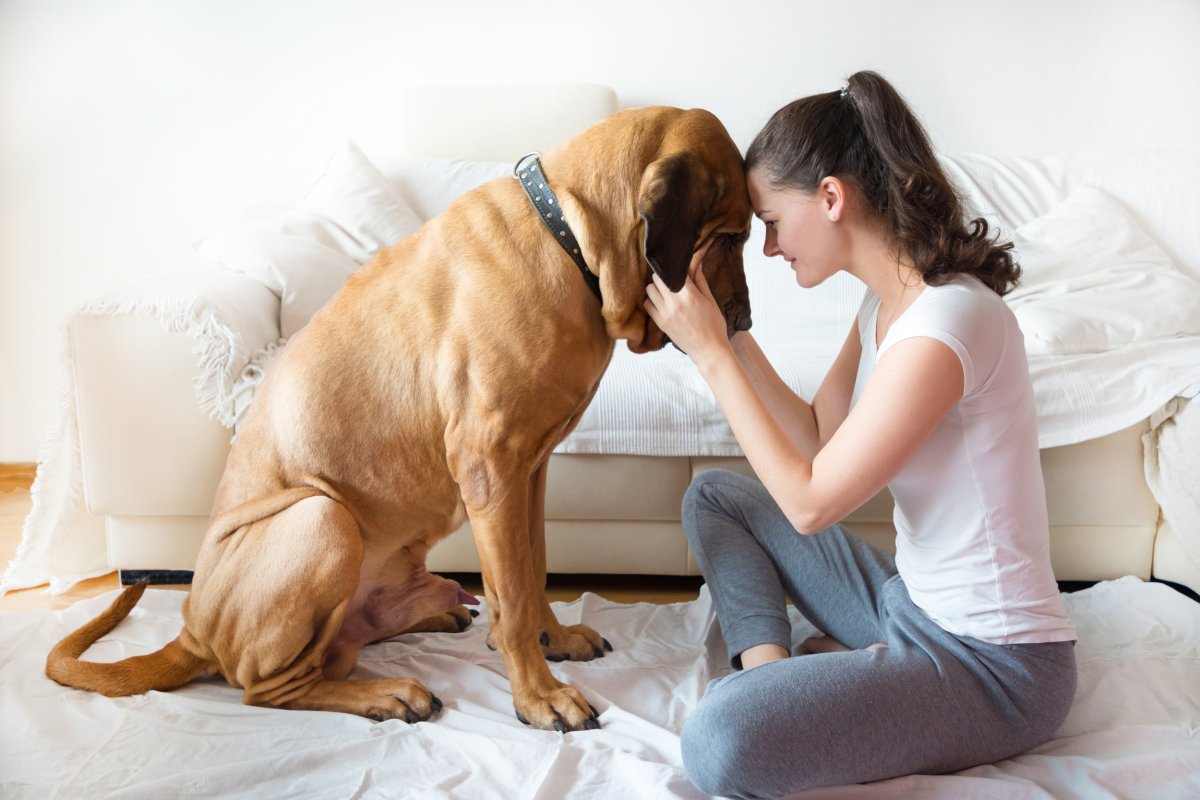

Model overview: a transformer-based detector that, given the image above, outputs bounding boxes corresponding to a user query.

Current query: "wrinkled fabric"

[1,577,1197,798]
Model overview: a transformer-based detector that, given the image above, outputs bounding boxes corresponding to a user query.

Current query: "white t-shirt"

[852,274,1076,645]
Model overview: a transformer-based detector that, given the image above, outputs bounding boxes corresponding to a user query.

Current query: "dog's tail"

[45,582,207,697]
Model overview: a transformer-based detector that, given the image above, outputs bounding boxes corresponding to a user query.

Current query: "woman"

[644,71,1077,798]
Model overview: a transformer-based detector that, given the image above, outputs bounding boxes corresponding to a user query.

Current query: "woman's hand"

[643,267,733,369]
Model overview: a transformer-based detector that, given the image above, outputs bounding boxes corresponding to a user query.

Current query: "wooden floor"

[0,463,702,612]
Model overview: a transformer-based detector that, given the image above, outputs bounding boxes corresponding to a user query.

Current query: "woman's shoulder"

[895,274,1014,354]
[928,273,999,300]
[920,274,1009,322]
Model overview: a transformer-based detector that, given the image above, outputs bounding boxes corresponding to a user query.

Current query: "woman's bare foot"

[739,643,789,669]
[798,635,851,654]
[799,635,888,654]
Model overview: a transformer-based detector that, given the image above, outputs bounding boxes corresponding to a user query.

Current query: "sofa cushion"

[196,140,422,338]
[545,454,691,521]
[373,154,511,222]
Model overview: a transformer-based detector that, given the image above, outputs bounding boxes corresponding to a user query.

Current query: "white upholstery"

[404,419,1164,578]
[69,84,1197,595]
[77,428,1163,581]
[106,516,210,571]
[73,315,228,517]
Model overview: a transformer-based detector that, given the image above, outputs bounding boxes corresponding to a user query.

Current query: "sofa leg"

[118,569,194,586]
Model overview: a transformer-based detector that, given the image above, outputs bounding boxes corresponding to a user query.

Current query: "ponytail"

[746,71,1019,296]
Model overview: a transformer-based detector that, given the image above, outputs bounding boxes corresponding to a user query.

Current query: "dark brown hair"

[746,71,1019,295]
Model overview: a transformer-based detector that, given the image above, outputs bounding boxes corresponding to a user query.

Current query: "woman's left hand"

[643,267,731,367]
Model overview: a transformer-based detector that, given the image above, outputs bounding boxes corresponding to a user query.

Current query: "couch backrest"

[364,83,619,164]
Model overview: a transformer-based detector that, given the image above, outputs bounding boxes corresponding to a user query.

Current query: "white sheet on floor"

[1,577,1197,799]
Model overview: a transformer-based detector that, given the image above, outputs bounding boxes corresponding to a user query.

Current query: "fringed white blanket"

[1,577,1197,798]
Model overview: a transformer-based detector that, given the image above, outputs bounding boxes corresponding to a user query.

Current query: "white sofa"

[64,84,1200,595]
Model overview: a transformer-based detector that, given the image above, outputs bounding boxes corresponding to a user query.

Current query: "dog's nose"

[732,308,753,332]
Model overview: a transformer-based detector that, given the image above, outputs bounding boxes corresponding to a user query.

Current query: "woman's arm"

[645,270,962,534]
[701,335,962,534]
[731,323,861,461]
[730,332,821,459]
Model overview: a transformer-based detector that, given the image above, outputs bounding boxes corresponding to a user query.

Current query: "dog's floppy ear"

[638,153,718,292]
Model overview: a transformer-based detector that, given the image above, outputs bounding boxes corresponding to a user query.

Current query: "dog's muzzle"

[726,301,753,335]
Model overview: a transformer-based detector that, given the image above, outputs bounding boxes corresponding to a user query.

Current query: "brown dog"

[46,106,753,732]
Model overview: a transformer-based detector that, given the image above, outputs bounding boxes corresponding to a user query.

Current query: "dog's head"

[635,143,753,352]
[630,109,752,353]
[551,107,753,353]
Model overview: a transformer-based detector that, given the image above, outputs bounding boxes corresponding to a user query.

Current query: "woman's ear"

[819,176,846,222]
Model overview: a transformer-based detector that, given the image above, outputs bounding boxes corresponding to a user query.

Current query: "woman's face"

[747,168,846,289]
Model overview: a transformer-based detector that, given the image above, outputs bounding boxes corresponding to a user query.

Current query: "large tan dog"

[46,106,752,732]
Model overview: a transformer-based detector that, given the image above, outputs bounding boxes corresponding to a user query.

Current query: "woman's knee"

[680,676,799,799]
[685,468,741,507]
[681,693,758,798]
[682,469,756,531]
[684,470,763,558]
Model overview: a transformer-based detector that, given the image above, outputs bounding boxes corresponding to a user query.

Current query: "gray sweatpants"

[680,469,1077,799]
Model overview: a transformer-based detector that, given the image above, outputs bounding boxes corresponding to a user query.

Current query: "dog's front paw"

[514,682,601,732]
[540,623,613,662]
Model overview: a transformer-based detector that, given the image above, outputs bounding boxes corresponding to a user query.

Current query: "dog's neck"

[513,153,603,303]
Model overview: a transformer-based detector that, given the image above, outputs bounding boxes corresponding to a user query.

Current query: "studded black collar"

[513,153,602,303]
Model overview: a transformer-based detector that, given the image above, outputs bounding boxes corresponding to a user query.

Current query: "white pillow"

[197,140,422,338]
[372,154,512,221]
[1006,186,1200,356]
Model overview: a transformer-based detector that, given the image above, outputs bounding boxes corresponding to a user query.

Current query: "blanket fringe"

[80,292,250,427]
[230,338,289,436]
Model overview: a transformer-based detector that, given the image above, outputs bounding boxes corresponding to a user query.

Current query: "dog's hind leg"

[331,544,480,658]
[367,546,480,638]
[197,494,444,722]
[322,565,478,677]
[397,604,478,635]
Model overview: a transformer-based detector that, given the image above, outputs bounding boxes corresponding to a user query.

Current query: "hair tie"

[839,84,851,99]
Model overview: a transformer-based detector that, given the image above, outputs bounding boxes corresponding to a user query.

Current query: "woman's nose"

[763,228,780,258]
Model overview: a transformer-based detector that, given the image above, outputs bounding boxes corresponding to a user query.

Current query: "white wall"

[2,0,1198,461]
